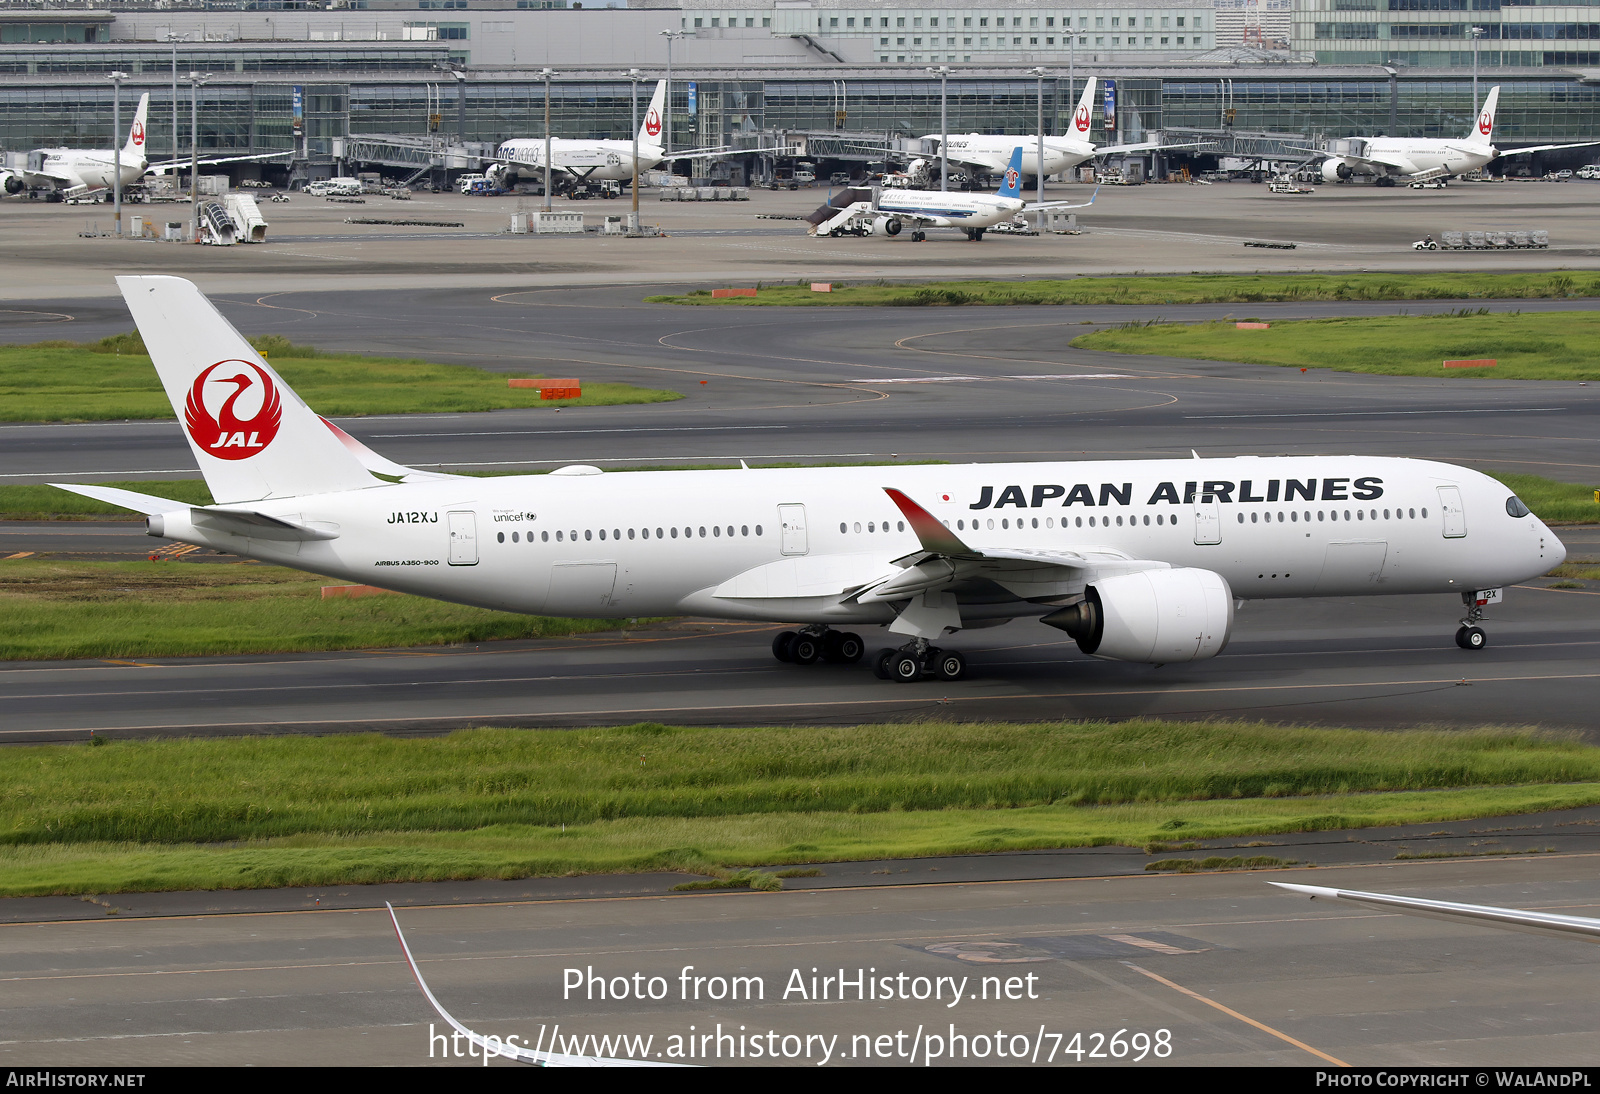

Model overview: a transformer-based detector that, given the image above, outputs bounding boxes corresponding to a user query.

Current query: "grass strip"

[0,332,680,422]
[2,721,1599,896]
[646,272,1600,307]
[0,560,625,660]
[1072,310,1600,382]
[1482,473,1600,525]
[3,782,1598,898]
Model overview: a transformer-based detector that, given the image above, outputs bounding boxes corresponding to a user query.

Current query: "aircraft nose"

[1543,521,1567,569]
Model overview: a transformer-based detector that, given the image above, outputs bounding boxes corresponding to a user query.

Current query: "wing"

[1028,185,1100,212]
[1495,140,1600,158]
[386,904,686,1067]
[146,150,293,175]
[855,488,1168,637]
[1271,883,1600,943]
[318,415,465,483]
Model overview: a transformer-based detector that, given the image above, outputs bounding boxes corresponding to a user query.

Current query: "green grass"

[0,560,626,660]
[1,721,1597,896]
[1483,472,1600,525]
[0,332,680,422]
[1073,311,1600,381]
[646,272,1600,307]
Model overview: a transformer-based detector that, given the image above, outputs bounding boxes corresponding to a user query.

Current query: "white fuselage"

[153,456,1561,626]
[495,139,664,183]
[33,150,148,192]
[874,188,1025,229]
[927,133,1100,178]
[1357,138,1494,180]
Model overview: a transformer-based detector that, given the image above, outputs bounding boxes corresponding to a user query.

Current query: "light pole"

[164,33,181,164]
[107,70,128,235]
[626,67,643,232]
[541,67,552,212]
[659,29,687,166]
[1470,26,1485,116]
[926,65,949,191]
[1029,66,1046,205]
[187,70,210,242]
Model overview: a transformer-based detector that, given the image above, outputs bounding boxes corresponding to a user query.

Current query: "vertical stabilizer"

[639,79,668,148]
[1069,77,1099,143]
[122,93,150,167]
[116,276,378,504]
[995,146,1025,198]
[1469,85,1500,147]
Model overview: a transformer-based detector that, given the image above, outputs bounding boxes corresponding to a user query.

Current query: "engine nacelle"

[1,172,23,195]
[1041,567,1233,663]
[872,216,903,237]
[1321,158,1353,183]
[485,163,517,189]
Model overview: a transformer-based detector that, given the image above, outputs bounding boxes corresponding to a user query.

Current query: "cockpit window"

[1505,496,1531,518]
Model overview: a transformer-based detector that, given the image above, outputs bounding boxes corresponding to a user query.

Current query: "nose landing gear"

[871,639,966,682]
[772,627,865,665]
[1454,590,1493,650]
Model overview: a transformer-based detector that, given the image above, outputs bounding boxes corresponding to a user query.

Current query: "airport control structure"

[4,0,1600,191]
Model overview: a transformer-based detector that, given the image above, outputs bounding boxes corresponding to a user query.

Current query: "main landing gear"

[962,227,986,242]
[1454,591,1489,650]
[871,638,966,683]
[772,627,865,665]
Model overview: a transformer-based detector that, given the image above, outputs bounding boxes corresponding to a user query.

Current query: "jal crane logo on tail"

[645,108,662,138]
[184,360,283,460]
[130,120,145,148]
[1478,111,1493,136]
[1075,105,1091,133]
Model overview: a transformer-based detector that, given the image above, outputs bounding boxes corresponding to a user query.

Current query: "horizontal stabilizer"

[47,482,190,516]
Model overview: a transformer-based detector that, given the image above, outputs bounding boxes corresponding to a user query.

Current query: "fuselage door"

[1193,494,1222,545]
[1437,486,1467,538]
[447,510,478,565]
[779,503,808,556]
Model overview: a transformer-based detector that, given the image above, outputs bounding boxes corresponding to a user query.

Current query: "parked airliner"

[918,77,1187,182]
[808,147,1097,241]
[1310,86,1600,186]
[59,276,1562,682]
[487,80,753,191]
[2,92,289,199]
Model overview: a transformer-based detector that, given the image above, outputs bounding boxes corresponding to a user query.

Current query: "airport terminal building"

[3,1,1599,182]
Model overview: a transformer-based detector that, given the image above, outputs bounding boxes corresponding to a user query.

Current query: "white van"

[306,177,361,197]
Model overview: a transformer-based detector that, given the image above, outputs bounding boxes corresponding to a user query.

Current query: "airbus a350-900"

[58,277,1563,682]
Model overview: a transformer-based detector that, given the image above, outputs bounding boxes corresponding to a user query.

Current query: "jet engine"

[1,172,22,195]
[1041,567,1233,663]
[1321,158,1353,183]
[872,216,903,237]
[485,163,517,190]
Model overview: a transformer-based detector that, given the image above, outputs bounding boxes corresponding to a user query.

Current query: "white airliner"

[918,77,1185,182]
[58,276,1562,682]
[1,92,289,199]
[808,147,1097,241]
[1310,86,1600,187]
[487,80,745,191]
[2,94,152,199]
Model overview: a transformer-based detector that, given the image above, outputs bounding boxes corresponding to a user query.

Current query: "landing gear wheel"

[935,650,966,681]
[1455,625,1487,650]
[772,631,798,662]
[873,648,896,680]
[824,631,865,664]
[891,652,922,682]
[791,634,823,665]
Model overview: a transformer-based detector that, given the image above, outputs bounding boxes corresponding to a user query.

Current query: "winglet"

[883,488,976,556]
